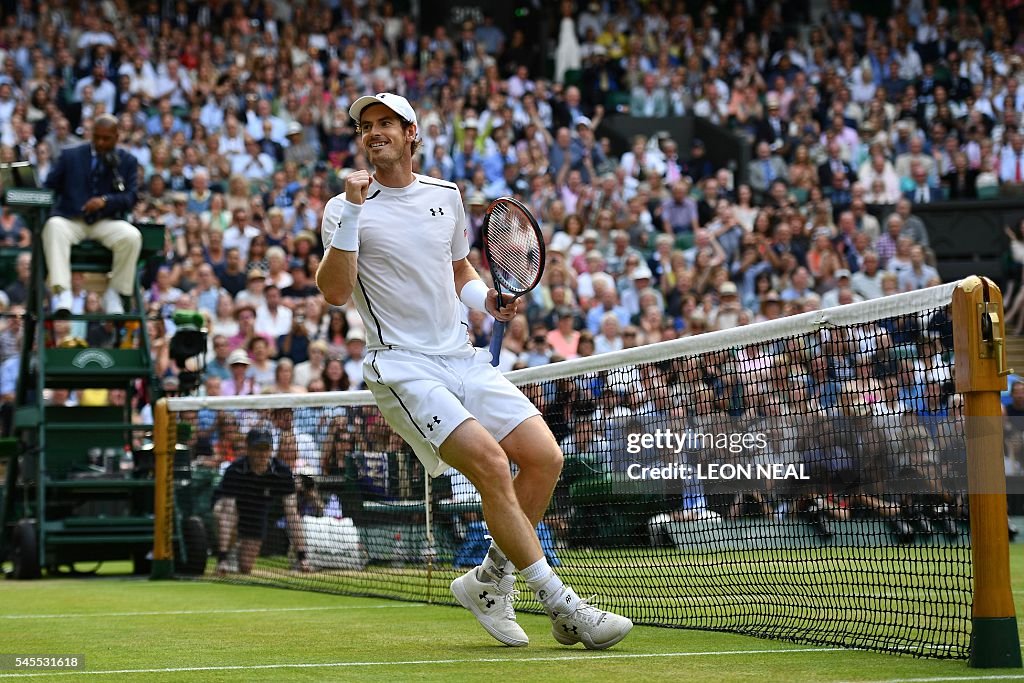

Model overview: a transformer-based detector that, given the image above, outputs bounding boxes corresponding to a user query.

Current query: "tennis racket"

[482,196,545,366]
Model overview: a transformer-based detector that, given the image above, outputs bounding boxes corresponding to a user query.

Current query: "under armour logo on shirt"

[426,415,441,431]
[429,207,444,216]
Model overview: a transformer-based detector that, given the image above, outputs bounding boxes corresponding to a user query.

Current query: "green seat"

[569,473,613,500]
[674,233,695,251]
[70,241,114,272]
[0,437,16,461]
[606,91,630,112]
[70,224,165,272]
[977,185,1000,200]
[564,454,604,481]
[790,187,810,205]
[40,406,132,479]
[0,247,28,291]
[41,347,153,389]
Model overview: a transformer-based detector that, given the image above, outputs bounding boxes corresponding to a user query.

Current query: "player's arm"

[316,170,370,306]
[453,257,516,321]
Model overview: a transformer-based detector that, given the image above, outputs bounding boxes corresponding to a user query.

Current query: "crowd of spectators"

[0,1,1023,473]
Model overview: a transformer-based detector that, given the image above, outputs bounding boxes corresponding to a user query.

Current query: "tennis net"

[165,281,978,658]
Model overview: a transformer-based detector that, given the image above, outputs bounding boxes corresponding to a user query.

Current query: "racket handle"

[489,321,505,367]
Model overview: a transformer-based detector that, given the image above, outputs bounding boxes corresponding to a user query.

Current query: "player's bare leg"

[501,415,563,526]
[444,419,538,646]
[463,416,561,588]
[470,415,563,596]
[444,419,632,649]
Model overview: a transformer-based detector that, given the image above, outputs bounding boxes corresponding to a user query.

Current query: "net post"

[150,398,174,579]
[952,276,1022,668]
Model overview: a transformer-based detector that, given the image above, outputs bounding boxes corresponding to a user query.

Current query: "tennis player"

[316,92,632,649]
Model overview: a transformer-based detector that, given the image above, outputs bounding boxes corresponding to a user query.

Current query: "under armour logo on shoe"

[429,207,445,216]
[479,591,495,608]
[563,624,578,634]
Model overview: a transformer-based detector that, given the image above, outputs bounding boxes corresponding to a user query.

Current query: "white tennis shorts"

[363,347,541,478]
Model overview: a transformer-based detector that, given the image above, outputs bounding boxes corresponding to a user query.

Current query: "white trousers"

[42,216,142,295]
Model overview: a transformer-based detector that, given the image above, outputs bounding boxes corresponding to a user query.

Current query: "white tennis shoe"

[450,568,528,647]
[549,596,633,650]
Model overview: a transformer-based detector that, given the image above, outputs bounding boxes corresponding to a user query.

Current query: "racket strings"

[487,205,542,294]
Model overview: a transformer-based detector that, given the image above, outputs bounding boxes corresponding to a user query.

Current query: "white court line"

[846,677,1024,683]
[0,648,845,678]
[0,604,427,620]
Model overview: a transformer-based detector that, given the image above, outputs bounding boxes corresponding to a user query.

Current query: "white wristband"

[330,200,362,251]
[459,279,489,313]
[331,224,358,251]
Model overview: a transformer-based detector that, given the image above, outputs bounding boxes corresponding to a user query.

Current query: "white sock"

[520,557,580,614]
[476,541,516,583]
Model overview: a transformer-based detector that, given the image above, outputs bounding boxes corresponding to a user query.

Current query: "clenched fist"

[345,170,372,205]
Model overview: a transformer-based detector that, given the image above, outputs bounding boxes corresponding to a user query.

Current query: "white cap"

[348,92,418,133]
[227,349,251,366]
[631,264,653,280]
[549,232,574,253]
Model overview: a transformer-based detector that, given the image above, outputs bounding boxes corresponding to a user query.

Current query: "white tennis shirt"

[321,174,473,356]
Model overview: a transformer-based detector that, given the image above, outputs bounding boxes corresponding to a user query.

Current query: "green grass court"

[0,546,1022,682]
